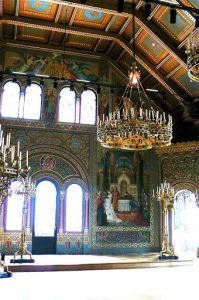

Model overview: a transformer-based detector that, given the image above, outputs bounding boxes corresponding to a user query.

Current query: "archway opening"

[173,189,199,256]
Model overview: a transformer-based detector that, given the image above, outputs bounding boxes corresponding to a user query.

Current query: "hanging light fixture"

[97,1,173,151]
[186,32,199,82]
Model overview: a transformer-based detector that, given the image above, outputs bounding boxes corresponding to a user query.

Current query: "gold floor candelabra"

[11,174,36,263]
[153,181,178,260]
[0,124,35,276]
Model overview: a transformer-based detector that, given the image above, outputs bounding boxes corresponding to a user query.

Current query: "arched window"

[24,83,42,120]
[65,183,83,232]
[1,81,21,118]
[80,90,96,125]
[58,87,76,123]
[58,87,97,125]
[173,189,199,254]
[5,180,24,231]
[1,81,42,120]
[34,180,57,236]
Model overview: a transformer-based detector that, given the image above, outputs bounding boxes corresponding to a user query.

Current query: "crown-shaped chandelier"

[186,32,199,82]
[97,2,173,151]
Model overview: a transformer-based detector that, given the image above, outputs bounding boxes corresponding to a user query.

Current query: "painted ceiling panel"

[182,0,199,8]
[159,56,180,76]
[107,15,128,33]
[17,26,50,43]
[123,20,140,41]
[58,6,74,24]
[154,7,194,42]
[19,0,58,21]
[137,31,168,65]
[109,44,124,60]
[73,8,112,29]
[50,32,65,46]
[96,40,112,52]
[65,34,98,50]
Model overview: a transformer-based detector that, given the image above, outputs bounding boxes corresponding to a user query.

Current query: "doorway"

[32,180,58,254]
[173,189,199,256]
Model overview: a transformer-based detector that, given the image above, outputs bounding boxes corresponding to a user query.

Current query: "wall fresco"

[96,150,151,228]
[4,51,99,81]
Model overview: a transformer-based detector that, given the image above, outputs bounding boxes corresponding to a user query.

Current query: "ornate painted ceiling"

[0,0,199,138]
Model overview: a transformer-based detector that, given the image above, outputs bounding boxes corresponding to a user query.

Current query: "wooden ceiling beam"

[116,49,126,63]
[105,15,116,32]
[94,39,101,52]
[118,18,131,35]
[2,39,103,59]
[49,4,63,45]
[69,7,78,26]
[2,15,116,41]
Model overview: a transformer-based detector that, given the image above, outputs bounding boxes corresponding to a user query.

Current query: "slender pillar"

[59,191,65,234]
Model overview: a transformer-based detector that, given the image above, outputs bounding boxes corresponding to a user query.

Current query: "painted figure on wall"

[44,89,57,121]
[111,187,120,211]
[96,192,108,226]
[96,150,150,227]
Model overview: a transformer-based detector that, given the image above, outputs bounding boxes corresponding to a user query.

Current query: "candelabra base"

[158,254,179,260]
[10,258,35,263]
[0,271,13,278]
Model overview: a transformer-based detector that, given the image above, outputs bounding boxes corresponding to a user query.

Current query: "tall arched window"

[5,180,24,231]
[173,189,199,254]
[80,90,96,125]
[34,180,57,236]
[23,83,42,120]
[58,87,76,123]
[58,87,96,125]
[1,81,21,118]
[1,81,42,120]
[65,183,83,232]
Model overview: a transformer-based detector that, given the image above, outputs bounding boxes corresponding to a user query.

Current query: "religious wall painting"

[96,150,150,227]
[4,51,99,81]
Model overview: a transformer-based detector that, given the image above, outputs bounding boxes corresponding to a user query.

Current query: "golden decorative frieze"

[156,141,199,155]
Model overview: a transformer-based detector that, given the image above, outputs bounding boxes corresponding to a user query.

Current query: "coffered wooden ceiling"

[1,0,199,131]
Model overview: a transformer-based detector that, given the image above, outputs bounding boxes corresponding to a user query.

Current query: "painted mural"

[4,51,99,81]
[96,150,150,227]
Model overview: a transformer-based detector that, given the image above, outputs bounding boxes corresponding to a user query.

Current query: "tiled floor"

[0,253,198,300]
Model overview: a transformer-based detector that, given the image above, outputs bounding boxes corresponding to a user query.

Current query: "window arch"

[34,180,57,236]
[23,83,42,120]
[5,180,24,231]
[65,183,83,232]
[1,81,21,118]
[80,90,96,125]
[58,87,76,123]
[1,80,42,120]
[58,87,97,125]
[173,189,199,253]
